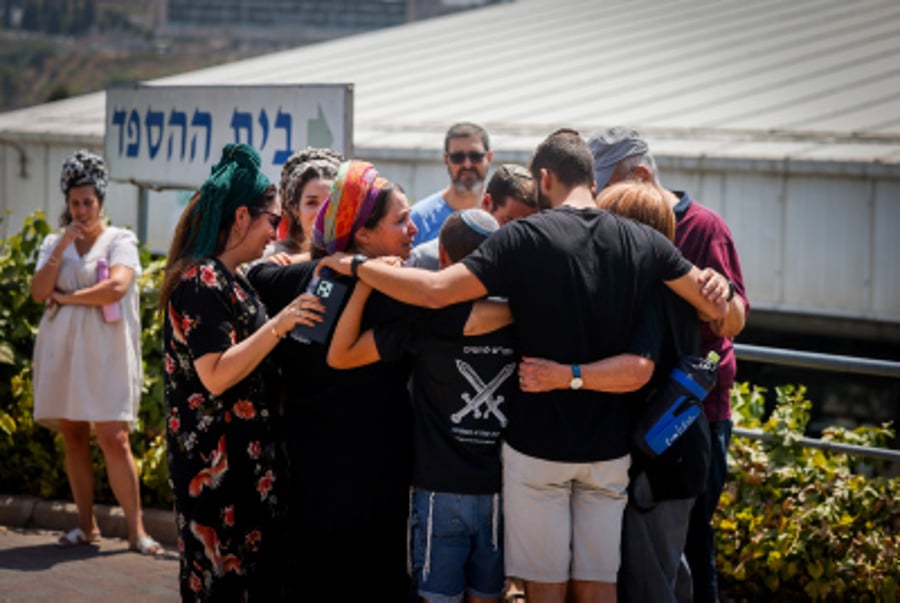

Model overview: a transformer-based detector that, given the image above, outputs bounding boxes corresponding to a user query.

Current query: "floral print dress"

[164,258,283,601]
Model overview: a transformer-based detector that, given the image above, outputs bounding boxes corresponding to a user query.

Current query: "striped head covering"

[278,147,343,240]
[187,143,271,259]
[279,147,343,208]
[313,160,389,255]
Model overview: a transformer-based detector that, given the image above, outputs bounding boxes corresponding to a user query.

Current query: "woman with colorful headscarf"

[160,143,320,601]
[263,146,343,260]
[31,149,161,555]
[246,160,421,600]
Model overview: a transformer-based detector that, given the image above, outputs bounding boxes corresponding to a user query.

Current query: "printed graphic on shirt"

[452,358,514,428]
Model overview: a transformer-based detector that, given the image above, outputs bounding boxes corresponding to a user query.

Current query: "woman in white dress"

[30,149,161,555]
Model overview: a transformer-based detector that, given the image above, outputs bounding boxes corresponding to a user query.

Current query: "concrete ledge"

[0,495,176,546]
[32,499,76,532]
[143,507,177,547]
[0,495,40,527]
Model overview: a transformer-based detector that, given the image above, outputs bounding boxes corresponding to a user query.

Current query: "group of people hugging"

[32,124,747,603]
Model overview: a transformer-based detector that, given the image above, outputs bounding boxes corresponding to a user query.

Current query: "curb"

[0,494,176,547]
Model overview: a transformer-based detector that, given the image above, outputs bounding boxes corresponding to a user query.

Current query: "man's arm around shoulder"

[319,253,488,309]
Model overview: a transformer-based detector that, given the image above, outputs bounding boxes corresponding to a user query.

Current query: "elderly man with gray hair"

[588,126,749,603]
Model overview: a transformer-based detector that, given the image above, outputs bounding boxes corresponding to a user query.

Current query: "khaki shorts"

[502,442,630,583]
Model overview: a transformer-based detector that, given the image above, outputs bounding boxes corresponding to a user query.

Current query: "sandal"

[57,527,100,547]
[130,535,163,556]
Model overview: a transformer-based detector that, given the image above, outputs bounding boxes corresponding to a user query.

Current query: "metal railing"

[731,343,900,462]
[734,343,900,379]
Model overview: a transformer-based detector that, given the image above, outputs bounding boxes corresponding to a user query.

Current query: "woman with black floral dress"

[159,143,322,602]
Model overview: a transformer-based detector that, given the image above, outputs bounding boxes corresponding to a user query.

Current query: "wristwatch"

[350,254,368,279]
[569,364,583,390]
[726,279,736,302]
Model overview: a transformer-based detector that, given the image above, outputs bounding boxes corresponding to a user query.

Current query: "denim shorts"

[409,489,505,603]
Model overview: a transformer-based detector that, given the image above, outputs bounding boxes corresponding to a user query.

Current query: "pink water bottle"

[96,258,122,323]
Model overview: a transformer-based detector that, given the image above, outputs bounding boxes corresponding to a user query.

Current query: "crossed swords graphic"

[451,359,514,427]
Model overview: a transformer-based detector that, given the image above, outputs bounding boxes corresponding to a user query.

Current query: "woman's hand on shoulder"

[316,252,352,277]
[287,252,311,264]
[266,252,293,266]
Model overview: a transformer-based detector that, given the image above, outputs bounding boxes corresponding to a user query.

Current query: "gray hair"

[620,153,660,183]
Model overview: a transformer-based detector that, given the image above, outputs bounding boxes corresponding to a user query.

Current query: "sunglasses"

[447,151,487,165]
[255,209,282,230]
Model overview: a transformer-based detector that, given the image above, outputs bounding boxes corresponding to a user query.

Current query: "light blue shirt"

[407,238,440,270]
[410,191,453,246]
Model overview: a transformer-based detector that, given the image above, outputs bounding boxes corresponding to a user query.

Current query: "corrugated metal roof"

[2,0,900,166]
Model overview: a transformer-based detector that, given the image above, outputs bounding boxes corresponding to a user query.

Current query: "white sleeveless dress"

[32,226,143,431]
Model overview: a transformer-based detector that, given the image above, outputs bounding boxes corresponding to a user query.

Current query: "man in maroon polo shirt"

[589,126,748,603]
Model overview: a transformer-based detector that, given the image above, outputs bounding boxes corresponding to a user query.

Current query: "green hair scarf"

[187,143,271,259]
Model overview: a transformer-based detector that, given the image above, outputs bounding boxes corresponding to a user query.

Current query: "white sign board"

[104,84,353,189]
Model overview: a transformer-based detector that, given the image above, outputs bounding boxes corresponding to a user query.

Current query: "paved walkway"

[0,526,180,602]
[0,495,180,602]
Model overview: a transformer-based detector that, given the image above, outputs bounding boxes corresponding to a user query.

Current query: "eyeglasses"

[447,151,487,165]
[256,209,282,230]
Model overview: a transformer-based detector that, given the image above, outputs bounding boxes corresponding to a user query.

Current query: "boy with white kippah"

[328,208,516,603]
[409,165,538,270]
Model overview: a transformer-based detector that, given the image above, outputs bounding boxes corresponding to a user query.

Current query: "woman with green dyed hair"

[160,143,321,601]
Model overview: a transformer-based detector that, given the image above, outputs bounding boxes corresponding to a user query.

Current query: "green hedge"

[0,213,896,596]
[717,383,898,600]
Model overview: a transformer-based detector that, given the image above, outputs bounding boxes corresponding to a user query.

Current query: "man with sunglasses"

[410,122,494,246]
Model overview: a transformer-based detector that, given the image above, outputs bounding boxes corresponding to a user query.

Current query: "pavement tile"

[0,526,179,602]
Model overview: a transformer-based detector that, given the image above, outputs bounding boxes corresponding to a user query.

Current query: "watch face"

[570,377,584,390]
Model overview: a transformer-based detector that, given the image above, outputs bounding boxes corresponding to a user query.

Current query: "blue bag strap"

[670,367,710,401]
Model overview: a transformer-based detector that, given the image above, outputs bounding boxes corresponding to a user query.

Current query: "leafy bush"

[0,211,170,507]
[717,382,898,601]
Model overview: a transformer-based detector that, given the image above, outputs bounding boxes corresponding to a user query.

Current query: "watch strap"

[351,254,367,279]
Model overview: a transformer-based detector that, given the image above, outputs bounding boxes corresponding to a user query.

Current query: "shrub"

[717,382,898,601]
[0,211,170,507]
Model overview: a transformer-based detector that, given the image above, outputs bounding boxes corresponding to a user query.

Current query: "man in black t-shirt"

[318,130,729,603]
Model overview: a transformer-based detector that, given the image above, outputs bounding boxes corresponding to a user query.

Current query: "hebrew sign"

[105,84,353,189]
